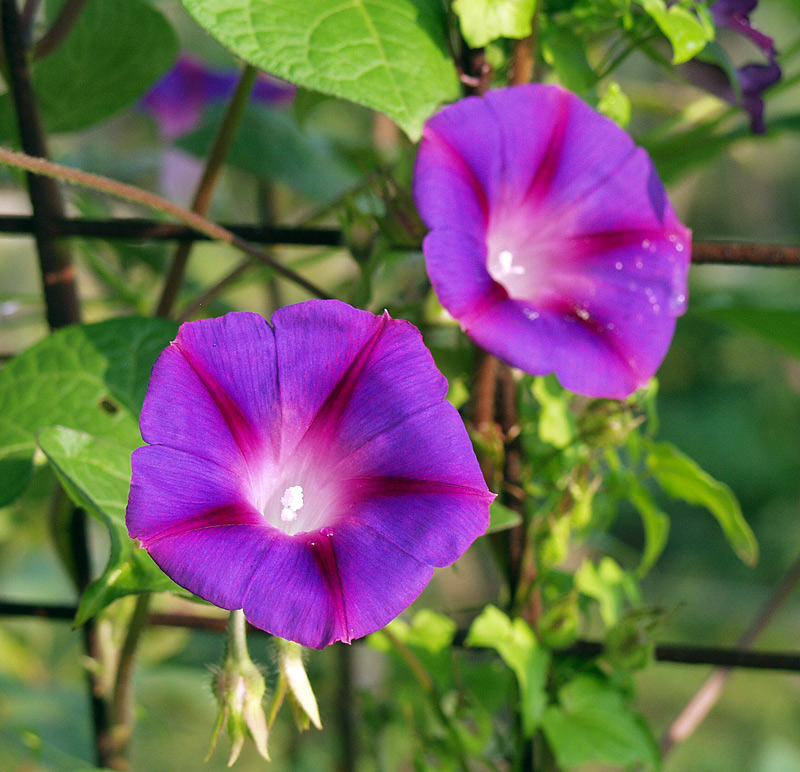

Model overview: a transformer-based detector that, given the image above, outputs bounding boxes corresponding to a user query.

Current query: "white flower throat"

[280,485,304,522]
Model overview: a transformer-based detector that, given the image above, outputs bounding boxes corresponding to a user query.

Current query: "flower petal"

[242,534,340,649]
[466,298,658,397]
[295,313,451,461]
[140,343,245,473]
[322,523,434,643]
[422,229,504,325]
[127,445,261,544]
[414,94,501,236]
[272,300,384,456]
[333,403,492,565]
[127,445,272,611]
[144,525,271,612]
[157,312,280,462]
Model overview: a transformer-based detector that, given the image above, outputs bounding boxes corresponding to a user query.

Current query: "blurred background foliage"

[1,0,800,771]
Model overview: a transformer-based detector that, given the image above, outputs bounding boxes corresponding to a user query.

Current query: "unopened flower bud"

[207,610,269,766]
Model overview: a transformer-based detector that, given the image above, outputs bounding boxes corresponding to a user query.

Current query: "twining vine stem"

[0,146,332,299]
[32,0,90,59]
[155,64,258,317]
[0,1,110,767]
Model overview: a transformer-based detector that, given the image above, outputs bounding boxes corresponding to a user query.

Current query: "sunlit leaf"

[647,441,758,565]
[532,376,575,449]
[466,605,550,735]
[0,317,177,507]
[597,82,631,128]
[38,427,178,625]
[453,0,538,48]
[542,675,659,769]
[627,481,670,577]
[575,558,640,627]
[180,0,460,139]
[636,0,713,63]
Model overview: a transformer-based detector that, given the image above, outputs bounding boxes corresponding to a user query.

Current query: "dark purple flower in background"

[686,57,781,133]
[711,0,776,58]
[413,85,691,400]
[688,0,781,133]
[140,55,295,139]
[126,301,492,649]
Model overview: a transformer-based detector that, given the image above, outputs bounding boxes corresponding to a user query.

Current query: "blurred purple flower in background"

[413,84,691,400]
[688,0,781,133]
[711,0,775,58]
[140,55,295,139]
[126,301,492,649]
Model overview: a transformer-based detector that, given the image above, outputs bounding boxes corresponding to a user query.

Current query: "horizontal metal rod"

[0,215,799,266]
[3,600,799,671]
[0,215,344,246]
[559,640,800,672]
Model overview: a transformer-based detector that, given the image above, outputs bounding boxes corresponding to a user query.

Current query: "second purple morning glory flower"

[140,55,295,139]
[413,84,691,399]
[126,301,492,649]
[686,0,781,133]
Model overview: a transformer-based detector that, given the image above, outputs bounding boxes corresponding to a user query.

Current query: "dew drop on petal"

[575,307,590,321]
[523,308,540,320]
[615,261,623,271]
[669,293,687,313]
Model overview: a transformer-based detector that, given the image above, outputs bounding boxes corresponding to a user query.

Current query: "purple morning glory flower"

[126,300,492,649]
[685,57,781,133]
[711,0,776,59]
[686,0,781,133]
[413,84,691,400]
[140,55,295,139]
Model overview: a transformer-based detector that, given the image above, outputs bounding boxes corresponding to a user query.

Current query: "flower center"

[249,454,343,537]
[487,248,526,285]
[485,200,578,313]
[280,485,304,522]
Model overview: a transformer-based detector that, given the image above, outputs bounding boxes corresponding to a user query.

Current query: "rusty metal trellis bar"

[0,214,799,267]
[2,600,800,671]
[0,215,344,246]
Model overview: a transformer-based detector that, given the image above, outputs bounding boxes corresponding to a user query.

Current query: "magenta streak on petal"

[460,279,509,330]
[423,127,490,224]
[171,341,264,460]
[519,90,570,203]
[141,503,264,546]
[564,228,679,260]
[293,314,390,452]
[307,529,351,644]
